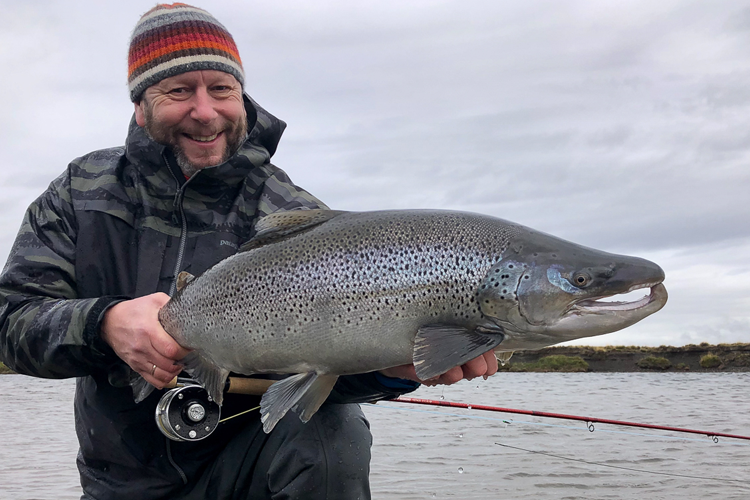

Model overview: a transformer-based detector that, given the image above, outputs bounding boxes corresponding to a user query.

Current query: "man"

[0,4,497,499]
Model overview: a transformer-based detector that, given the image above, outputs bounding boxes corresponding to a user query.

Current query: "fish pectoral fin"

[240,209,348,252]
[181,351,230,406]
[260,372,339,433]
[413,325,505,381]
[130,372,155,403]
[176,271,196,292]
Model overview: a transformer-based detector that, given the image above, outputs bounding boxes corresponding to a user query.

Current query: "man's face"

[135,70,247,177]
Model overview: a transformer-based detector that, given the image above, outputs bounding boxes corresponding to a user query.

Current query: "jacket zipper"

[163,153,190,485]
[164,153,192,298]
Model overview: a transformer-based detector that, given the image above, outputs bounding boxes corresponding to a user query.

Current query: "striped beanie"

[127,3,245,102]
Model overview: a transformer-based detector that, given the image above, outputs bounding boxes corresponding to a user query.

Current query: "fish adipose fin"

[260,372,339,433]
[176,271,196,292]
[181,351,230,406]
[413,325,505,381]
[240,209,348,252]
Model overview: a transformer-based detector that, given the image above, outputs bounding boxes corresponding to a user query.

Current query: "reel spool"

[155,384,221,442]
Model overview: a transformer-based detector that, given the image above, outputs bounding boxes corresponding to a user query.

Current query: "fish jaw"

[495,281,667,352]
[481,228,668,351]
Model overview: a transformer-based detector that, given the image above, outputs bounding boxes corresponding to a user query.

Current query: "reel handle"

[166,376,274,395]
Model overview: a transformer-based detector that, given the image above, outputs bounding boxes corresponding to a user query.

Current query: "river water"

[1,373,749,499]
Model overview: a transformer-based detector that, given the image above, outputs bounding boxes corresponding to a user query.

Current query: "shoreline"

[3,343,750,375]
[499,343,750,372]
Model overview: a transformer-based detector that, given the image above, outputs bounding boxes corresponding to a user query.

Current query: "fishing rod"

[155,376,750,443]
[393,396,750,443]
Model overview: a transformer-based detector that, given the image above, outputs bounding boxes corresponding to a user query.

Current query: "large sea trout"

[150,209,667,432]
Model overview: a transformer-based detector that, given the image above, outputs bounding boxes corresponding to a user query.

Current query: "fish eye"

[572,273,591,287]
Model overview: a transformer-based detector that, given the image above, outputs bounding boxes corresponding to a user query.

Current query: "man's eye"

[169,88,187,95]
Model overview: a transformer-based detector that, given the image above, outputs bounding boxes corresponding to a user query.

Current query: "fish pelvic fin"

[413,325,505,381]
[181,351,230,406]
[260,372,339,433]
[130,372,156,403]
[496,350,515,366]
[240,209,348,252]
[176,271,196,292]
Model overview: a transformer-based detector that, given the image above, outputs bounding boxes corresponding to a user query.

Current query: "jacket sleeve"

[329,372,420,404]
[0,169,120,378]
[255,164,330,216]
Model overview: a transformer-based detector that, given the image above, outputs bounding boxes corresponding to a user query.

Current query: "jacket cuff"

[373,372,421,391]
[82,296,129,364]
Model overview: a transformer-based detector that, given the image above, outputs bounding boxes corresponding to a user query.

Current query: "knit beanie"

[127,3,245,102]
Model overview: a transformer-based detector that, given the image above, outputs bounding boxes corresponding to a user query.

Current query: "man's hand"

[100,293,190,388]
[379,349,498,386]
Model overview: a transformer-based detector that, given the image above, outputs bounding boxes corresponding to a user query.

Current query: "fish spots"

[164,210,523,358]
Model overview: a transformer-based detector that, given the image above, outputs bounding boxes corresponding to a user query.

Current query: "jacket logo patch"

[220,240,239,249]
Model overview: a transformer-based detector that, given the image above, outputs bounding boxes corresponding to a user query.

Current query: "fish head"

[478,230,667,351]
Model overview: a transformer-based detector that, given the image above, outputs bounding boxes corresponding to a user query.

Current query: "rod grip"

[227,377,274,395]
[164,376,274,395]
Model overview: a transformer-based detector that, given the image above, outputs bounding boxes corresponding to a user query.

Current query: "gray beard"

[173,142,231,178]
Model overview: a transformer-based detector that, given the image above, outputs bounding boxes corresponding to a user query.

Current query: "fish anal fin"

[240,209,347,252]
[413,325,505,381]
[176,271,196,292]
[181,351,230,405]
[260,372,339,433]
[130,372,156,403]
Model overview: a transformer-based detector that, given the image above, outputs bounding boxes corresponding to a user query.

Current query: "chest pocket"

[74,203,175,298]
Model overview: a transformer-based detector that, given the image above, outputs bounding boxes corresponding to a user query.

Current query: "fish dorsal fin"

[239,209,348,252]
[176,271,196,292]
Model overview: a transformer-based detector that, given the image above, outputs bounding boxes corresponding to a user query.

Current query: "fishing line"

[394,396,750,443]
[219,405,260,424]
[494,442,750,486]
[365,403,750,446]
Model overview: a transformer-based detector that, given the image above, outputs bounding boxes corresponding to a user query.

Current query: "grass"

[700,354,722,369]
[0,362,14,374]
[504,355,589,373]
[636,356,672,370]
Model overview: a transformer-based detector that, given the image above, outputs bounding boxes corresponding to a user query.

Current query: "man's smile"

[185,132,221,143]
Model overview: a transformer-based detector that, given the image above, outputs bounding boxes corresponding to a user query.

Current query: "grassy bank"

[2,343,749,374]
[499,343,750,372]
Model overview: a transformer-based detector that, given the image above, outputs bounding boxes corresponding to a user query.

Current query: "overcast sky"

[1,0,749,347]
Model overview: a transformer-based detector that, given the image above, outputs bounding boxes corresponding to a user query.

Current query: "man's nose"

[189,88,219,123]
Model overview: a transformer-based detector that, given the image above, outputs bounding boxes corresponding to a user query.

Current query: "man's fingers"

[435,366,463,385]
[460,354,489,380]
[484,350,499,377]
[150,328,191,361]
[139,360,182,388]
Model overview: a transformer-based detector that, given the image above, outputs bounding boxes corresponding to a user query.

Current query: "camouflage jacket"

[0,96,417,499]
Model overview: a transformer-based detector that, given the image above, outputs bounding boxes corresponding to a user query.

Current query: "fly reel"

[155,384,221,442]
[155,377,274,442]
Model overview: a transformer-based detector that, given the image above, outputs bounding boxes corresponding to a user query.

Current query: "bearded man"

[0,4,498,499]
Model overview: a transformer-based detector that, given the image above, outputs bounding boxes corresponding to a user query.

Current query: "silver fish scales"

[148,209,667,432]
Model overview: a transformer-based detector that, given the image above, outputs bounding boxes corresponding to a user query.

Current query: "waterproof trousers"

[81,403,372,500]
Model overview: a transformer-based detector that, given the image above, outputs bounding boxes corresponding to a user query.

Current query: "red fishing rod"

[394,396,750,443]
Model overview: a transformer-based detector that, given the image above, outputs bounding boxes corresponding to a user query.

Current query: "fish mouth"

[573,282,668,313]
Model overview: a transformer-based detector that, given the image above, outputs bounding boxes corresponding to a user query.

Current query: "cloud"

[1,0,749,346]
